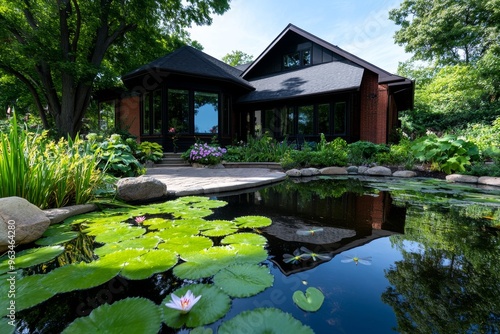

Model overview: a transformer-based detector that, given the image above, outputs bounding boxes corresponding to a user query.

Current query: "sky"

[187,0,411,74]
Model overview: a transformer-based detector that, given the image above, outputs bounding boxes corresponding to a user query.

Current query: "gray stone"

[478,176,500,187]
[365,166,392,176]
[446,174,479,184]
[320,166,348,175]
[303,167,320,176]
[346,166,359,174]
[392,170,417,178]
[0,197,51,251]
[286,169,302,177]
[116,176,167,202]
[300,168,314,177]
[358,166,369,174]
[44,204,98,225]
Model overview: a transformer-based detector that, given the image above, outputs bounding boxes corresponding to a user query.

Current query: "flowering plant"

[184,142,227,165]
[169,127,178,152]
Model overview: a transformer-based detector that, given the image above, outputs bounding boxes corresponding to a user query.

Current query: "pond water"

[2,176,500,333]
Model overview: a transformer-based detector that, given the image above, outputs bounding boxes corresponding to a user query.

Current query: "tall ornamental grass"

[0,115,105,209]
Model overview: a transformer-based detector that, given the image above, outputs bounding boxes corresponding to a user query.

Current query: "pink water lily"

[165,290,202,313]
[134,216,146,224]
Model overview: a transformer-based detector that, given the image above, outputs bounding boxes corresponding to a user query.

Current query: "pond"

[1,176,500,333]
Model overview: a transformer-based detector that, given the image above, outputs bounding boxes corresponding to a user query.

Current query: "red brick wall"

[118,96,141,140]
[359,71,388,144]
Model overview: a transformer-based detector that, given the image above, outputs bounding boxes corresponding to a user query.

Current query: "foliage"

[224,132,292,163]
[292,287,325,312]
[410,134,480,174]
[86,133,145,177]
[0,115,105,209]
[182,142,227,165]
[280,136,348,169]
[221,50,254,66]
[0,0,231,137]
[137,141,163,163]
[347,140,389,166]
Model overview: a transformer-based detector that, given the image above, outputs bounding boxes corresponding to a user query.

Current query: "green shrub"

[225,132,292,162]
[137,141,163,163]
[410,134,480,174]
[181,142,227,165]
[347,141,390,165]
[87,133,145,177]
[0,115,106,209]
[375,139,416,169]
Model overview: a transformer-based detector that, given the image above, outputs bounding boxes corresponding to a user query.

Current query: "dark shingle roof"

[238,61,364,103]
[122,46,253,89]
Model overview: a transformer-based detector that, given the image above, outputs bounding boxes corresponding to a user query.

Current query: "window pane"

[318,104,330,134]
[153,90,162,134]
[168,89,189,133]
[99,100,115,131]
[142,92,150,134]
[194,91,218,134]
[302,49,311,66]
[334,102,346,134]
[280,107,294,136]
[283,52,300,68]
[298,105,313,135]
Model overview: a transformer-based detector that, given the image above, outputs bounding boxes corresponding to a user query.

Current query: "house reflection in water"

[217,179,407,276]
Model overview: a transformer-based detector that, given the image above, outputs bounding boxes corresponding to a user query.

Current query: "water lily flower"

[134,216,146,224]
[165,290,202,313]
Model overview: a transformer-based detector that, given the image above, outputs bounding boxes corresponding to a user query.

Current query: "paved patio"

[145,166,287,196]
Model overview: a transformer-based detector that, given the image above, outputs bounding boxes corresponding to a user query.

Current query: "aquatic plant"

[293,287,325,312]
[165,290,202,313]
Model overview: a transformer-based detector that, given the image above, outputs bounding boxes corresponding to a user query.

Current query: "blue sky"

[188,0,410,73]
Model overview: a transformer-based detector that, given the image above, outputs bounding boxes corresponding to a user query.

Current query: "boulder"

[346,166,359,174]
[304,167,321,176]
[445,174,478,184]
[0,197,51,251]
[365,166,392,176]
[358,166,369,174]
[286,169,302,177]
[116,176,167,202]
[478,176,500,187]
[300,168,314,177]
[44,204,98,225]
[320,167,348,175]
[392,170,417,178]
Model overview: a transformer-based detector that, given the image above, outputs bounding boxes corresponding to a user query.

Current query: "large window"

[333,102,346,135]
[298,105,314,134]
[167,89,189,133]
[142,89,162,135]
[194,91,218,134]
[280,107,294,136]
[283,48,312,69]
[318,104,330,134]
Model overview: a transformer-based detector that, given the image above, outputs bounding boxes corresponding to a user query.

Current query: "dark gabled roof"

[238,61,364,104]
[242,23,405,84]
[122,46,253,90]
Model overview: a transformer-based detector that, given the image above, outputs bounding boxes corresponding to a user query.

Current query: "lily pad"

[35,231,79,246]
[157,236,213,256]
[200,220,238,237]
[153,225,200,240]
[141,218,175,230]
[0,245,65,275]
[93,225,146,244]
[213,264,274,297]
[62,297,161,334]
[173,246,238,279]
[221,232,268,246]
[234,215,272,229]
[218,308,313,334]
[231,244,269,265]
[120,249,178,280]
[94,236,161,257]
[292,287,325,312]
[42,222,74,236]
[0,318,14,334]
[161,284,231,328]
[173,207,214,219]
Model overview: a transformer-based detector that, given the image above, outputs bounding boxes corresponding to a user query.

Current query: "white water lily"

[165,290,202,313]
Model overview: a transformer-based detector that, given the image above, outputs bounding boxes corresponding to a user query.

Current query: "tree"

[0,0,230,138]
[389,0,499,65]
[221,50,253,66]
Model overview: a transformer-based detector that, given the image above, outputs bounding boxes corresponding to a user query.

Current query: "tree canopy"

[221,50,253,66]
[0,0,231,137]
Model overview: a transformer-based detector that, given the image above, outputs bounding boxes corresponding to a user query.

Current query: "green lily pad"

[94,225,146,243]
[96,249,148,269]
[0,245,65,275]
[190,328,213,334]
[213,264,274,298]
[142,218,175,230]
[173,246,238,279]
[200,220,238,237]
[157,236,213,257]
[94,236,161,257]
[173,207,214,219]
[221,232,268,246]
[120,249,178,280]
[82,222,125,235]
[218,308,314,334]
[42,222,74,236]
[292,287,325,312]
[35,231,79,246]
[40,261,121,294]
[234,215,272,228]
[231,244,269,265]
[0,318,15,334]
[153,225,200,240]
[161,284,230,328]
[63,297,161,334]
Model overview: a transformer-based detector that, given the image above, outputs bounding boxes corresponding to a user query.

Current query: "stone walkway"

[145,166,287,196]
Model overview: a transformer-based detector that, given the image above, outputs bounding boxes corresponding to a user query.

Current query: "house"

[100,24,414,151]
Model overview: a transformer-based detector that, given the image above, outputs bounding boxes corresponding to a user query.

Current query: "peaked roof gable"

[122,46,253,89]
[242,23,407,84]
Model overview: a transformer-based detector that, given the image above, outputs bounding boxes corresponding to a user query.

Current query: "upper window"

[283,48,312,69]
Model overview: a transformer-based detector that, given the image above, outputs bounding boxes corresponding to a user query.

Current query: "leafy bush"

[410,134,480,174]
[137,141,163,163]
[87,133,145,177]
[224,132,292,163]
[0,115,106,209]
[374,139,416,169]
[348,141,390,165]
[182,142,227,165]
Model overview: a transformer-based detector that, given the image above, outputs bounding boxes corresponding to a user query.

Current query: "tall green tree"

[0,0,230,137]
[221,50,253,66]
[389,0,499,65]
